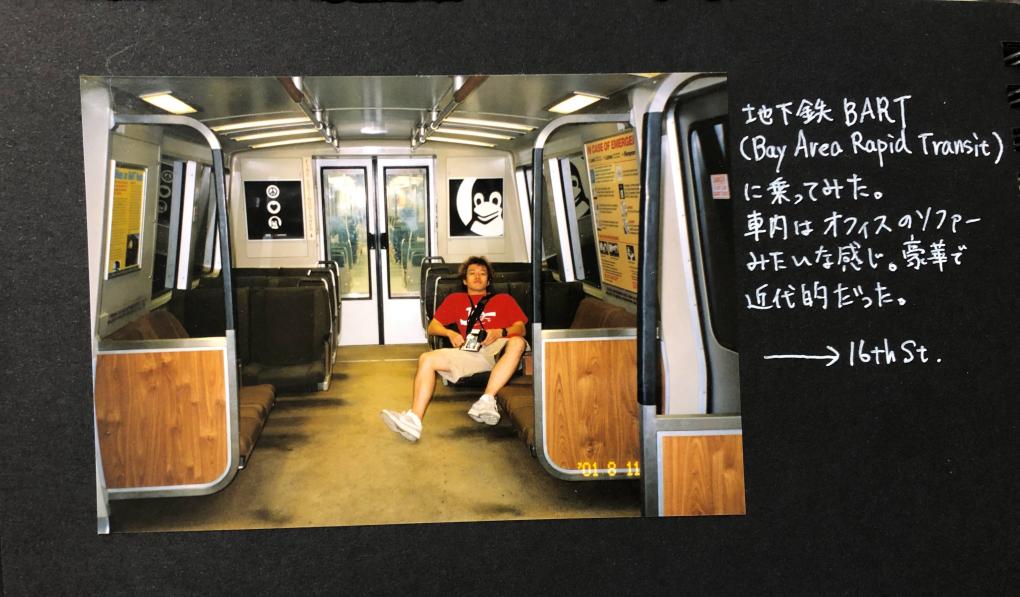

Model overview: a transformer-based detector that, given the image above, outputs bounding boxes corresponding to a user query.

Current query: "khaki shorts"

[434,337,530,383]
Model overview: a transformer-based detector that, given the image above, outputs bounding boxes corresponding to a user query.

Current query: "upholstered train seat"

[105,308,276,468]
[494,295,636,457]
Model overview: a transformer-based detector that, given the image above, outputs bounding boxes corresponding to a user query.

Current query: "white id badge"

[461,329,483,352]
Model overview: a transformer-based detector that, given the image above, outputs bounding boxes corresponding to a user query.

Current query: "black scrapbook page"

[2,1,1018,594]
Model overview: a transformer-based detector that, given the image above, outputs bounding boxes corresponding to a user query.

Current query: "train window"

[105,162,147,278]
[322,167,370,299]
[563,154,601,289]
[514,165,535,206]
[513,166,534,258]
[542,160,564,276]
[383,166,428,298]
[188,165,217,281]
[514,167,530,206]
[687,116,736,350]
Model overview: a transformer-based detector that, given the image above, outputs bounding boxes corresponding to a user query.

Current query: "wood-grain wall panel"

[661,434,745,516]
[544,339,639,470]
[95,349,228,489]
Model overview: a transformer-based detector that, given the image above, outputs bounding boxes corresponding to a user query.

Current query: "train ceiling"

[91,74,673,153]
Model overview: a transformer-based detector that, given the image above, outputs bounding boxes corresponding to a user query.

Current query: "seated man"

[381,256,528,442]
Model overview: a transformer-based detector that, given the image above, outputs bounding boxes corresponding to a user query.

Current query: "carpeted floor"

[110,344,640,532]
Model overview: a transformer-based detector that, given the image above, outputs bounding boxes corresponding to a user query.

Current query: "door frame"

[316,155,436,345]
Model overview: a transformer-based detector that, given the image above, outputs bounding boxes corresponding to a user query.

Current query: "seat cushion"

[239,383,275,419]
[497,385,536,453]
[507,373,532,387]
[237,384,276,464]
[238,407,266,464]
[243,361,326,390]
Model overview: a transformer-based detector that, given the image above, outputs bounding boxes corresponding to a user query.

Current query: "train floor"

[110,344,641,532]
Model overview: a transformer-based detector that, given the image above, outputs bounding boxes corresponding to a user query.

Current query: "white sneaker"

[381,409,422,442]
[467,394,500,425]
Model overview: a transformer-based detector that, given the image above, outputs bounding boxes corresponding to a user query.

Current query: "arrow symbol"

[763,345,840,367]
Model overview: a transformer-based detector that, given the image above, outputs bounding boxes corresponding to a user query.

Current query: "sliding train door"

[318,157,434,345]
[639,75,744,517]
[669,84,738,414]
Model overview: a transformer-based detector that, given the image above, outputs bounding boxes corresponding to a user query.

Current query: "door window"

[322,167,370,299]
[687,116,736,351]
[383,166,428,298]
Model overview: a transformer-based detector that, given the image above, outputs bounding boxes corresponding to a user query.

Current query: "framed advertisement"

[244,180,304,240]
[105,162,146,278]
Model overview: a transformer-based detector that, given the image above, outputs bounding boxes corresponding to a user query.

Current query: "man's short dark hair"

[458,256,494,284]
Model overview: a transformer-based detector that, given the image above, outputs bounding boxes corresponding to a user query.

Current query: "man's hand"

[480,327,502,347]
[427,318,465,348]
[448,329,465,348]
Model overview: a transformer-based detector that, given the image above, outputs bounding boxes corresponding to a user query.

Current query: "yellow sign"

[584,130,640,295]
[107,164,146,276]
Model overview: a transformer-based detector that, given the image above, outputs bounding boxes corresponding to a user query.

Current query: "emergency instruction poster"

[583,130,640,295]
[106,164,146,277]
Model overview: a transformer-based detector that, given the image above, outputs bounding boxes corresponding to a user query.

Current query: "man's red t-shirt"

[433,292,528,339]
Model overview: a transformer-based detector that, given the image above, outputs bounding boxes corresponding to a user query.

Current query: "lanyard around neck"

[465,292,491,331]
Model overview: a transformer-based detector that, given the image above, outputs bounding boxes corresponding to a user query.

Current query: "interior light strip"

[233,127,319,141]
[427,136,496,148]
[251,136,327,149]
[444,116,536,132]
[437,127,513,140]
[210,116,311,133]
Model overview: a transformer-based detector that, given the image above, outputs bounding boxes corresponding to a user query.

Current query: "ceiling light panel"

[139,92,197,115]
[546,92,605,114]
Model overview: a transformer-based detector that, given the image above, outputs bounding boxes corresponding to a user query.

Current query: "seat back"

[540,280,586,329]
[570,297,637,329]
[106,309,189,341]
[249,287,330,366]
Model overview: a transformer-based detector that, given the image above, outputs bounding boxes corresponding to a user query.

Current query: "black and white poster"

[244,180,304,240]
[567,157,592,219]
[448,177,503,237]
[156,162,174,227]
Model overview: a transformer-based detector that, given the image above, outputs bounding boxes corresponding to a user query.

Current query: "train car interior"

[81,72,744,533]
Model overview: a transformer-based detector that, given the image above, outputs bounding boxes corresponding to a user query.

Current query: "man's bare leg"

[411,350,453,420]
[483,336,527,397]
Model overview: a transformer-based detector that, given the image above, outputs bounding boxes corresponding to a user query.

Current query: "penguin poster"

[567,158,591,219]
[448,177,504,237]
